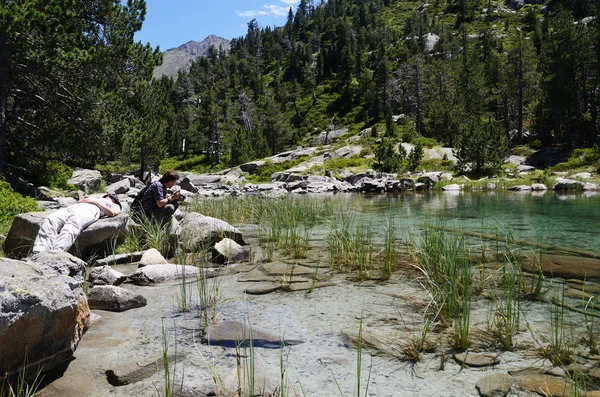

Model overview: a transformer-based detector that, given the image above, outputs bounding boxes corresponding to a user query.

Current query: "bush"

[412,136,440,148]
[375,138,406,173]
[245,157,310,183]
[407,142,424,171]
[454,120,509,176]
[40,161,75,190]
[551,146,600,171]
[0,180,39,234]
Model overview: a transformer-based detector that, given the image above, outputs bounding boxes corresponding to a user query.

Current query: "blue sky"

[135,0,300,51]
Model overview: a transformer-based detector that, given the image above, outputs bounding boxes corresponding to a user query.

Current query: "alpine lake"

[38,190,600,397]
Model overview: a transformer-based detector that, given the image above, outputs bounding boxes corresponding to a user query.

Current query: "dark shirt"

[140,181,166,213]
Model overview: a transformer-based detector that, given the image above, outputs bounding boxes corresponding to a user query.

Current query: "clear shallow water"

[328,191,600,254]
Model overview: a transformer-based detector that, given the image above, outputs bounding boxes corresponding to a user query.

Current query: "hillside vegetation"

[1,0,600,185]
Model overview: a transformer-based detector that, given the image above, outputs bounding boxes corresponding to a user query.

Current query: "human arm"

[79,197,121,217]
[154,184,180,208]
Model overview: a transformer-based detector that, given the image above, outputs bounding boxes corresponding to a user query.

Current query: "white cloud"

[280,0,299,4]
[237,4,294,18]
[236,9,269,17]
[264,4,292,17]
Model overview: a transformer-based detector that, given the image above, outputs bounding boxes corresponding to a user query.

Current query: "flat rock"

[284,281,334,292]
[531,183,548,191]
[524,254,600,280]
[553,178,583,191]
[237,268,275,283]
[138,248,167,267]
[87,285,147,312]
[127,264,215,285]
[517,374,572,397]
[508,185,532,191]
[454,353,500,367]
[475,373,512,397]
[203,320,302,348]
[258,262,317,277]
[244,282,282,295]
[88,265,127,286]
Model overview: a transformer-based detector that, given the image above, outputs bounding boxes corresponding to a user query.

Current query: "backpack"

[130,184,150,214]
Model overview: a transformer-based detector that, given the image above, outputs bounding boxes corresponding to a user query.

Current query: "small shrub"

[375,138,406,173]
[0,180,39,234]
[412,136,441,148]
[246,157,310,183]
[551,147,600,171]
[407,142,424,171]
[39,161,75,190]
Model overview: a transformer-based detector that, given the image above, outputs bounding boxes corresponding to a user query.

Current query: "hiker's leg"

[32,210,68,253]
[53,210,96,252]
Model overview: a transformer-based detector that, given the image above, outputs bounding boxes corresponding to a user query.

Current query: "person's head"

[103,193,122,209]
[159,170,180,188]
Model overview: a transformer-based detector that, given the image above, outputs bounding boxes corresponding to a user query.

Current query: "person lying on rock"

[132,170,182,224]
[32,193,122,254]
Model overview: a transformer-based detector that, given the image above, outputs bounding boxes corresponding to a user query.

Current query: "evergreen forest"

[1,0,600,184]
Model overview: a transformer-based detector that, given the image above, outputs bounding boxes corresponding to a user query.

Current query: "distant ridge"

[153,35,230,79]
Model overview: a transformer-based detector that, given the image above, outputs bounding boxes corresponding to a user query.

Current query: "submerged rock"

[203,320,303,348]
[475,373,512,397]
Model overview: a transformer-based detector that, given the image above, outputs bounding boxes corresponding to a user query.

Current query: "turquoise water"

[330,191,600,254]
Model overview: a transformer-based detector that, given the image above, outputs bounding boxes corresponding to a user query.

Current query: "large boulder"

[179,212,245,250]
[553,178,584,191]
[312,128,348,145]
[68,169,102,193]
[0,255,89,379]
[87,286,147,312]
[106,179,130,195]
[3,212,129,259]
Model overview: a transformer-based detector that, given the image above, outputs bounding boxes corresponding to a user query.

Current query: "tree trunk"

[0,33,9,174]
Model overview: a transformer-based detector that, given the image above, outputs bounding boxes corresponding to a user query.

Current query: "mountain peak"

[154,35,230,79]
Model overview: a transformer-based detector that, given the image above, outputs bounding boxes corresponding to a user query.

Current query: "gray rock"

[415,182,427,191]
[25,252,87,284]
[211,238,250,265]
[443,184,460,191]
[124,175,145,189]
[179,212,245,250]
[68,169,102,193]
[328,145,362,159]
[57,197,77,207]
[87,285,147,312]
[89,266,127,286]
[508,185,532,191]
[584,182,599,191]
[3,212,129,259]
[517,164,535,172]
[418,172,442,186]
[531,183,548,191]
[139,248,167,267]
[94,252,144,267]
[0,257,89,379]
[127,264,214,285]
[511,0,524,9]
[399,178,415,190]
[106,179,130,194]
[572,172,592,179]
[553,178,584,191]
[239,160,265,174]
[313,128,349,145]
[424,33,439,53]
[475,373,512,397]
[107,173,124,184]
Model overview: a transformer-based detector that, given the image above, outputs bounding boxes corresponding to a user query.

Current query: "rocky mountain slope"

[153,34,230,79]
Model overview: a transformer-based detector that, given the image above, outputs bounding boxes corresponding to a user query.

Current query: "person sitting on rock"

[32,193,122,254]
[133,170,181,224]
